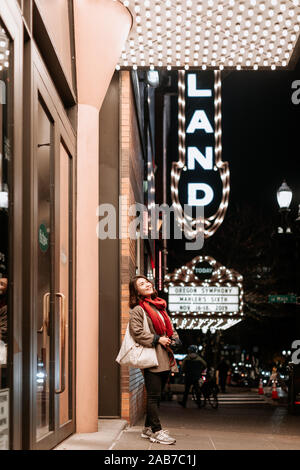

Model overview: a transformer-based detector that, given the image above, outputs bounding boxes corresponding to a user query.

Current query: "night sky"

[222,67,300,212]
[165,59,300,270]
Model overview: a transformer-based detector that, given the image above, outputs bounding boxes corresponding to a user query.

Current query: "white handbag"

[116,310,158,369]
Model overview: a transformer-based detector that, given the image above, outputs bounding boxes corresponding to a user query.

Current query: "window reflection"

[0,25,10,451]
[36,101,52,441]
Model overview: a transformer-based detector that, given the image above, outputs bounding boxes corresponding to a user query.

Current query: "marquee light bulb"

[116,1,298,70]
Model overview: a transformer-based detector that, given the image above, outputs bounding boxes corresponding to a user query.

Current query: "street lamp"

[276,180,293,234]
[277,180,292,211]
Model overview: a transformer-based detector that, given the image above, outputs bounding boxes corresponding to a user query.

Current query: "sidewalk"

[55,390,300,451]
[54,419,128,451]
[112,392,300,451]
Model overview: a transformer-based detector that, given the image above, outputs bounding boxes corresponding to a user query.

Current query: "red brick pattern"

[119,71,145,425]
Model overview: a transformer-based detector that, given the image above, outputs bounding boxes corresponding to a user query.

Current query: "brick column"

[119,72,145,425]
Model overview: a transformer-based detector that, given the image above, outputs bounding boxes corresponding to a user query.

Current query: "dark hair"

[129,275,158,308]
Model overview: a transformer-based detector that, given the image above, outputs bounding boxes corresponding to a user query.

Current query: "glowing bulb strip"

[204,71,230,236]
[171,70,193,235]
[178,70,186,169]
[170,315,242,330]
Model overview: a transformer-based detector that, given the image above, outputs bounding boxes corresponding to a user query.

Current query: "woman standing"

[129,275,179,445]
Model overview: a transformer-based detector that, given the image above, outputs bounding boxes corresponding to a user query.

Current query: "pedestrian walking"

[178,345,207,408]
[129,275,180,445]
[216,357,230,393]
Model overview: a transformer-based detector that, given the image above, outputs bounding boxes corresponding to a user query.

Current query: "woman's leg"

[158,371,170,408]
[144,370,169,433]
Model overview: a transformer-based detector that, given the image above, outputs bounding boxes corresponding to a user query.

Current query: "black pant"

[219,374,227,393]
[182,377,201,406]
[144,369,170,433]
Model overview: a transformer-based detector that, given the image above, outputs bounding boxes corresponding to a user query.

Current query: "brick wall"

[119,71,145,425]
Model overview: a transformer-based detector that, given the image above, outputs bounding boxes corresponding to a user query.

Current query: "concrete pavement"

[112,391,300,451]
[55,389,300,451]
[54,419,128,450]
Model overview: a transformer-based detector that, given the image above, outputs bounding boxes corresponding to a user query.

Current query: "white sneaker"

[141,427,152,439]
[150,429,176,445]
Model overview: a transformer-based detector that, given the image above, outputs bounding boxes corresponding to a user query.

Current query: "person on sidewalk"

[216,357,230,393]
[178,345,207,408]
[129,275,180,445]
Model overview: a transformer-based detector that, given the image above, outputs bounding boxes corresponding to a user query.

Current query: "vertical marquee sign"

[171,71,230,239]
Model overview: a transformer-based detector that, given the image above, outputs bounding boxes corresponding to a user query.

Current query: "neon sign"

[171,71,230,239]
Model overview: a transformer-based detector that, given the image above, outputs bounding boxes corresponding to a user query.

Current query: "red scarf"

[139,297,173,337]
[139,297,175,367]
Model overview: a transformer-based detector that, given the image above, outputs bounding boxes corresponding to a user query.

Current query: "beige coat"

[129,305,179,373]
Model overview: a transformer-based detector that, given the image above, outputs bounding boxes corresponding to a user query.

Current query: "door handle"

[37,293,50,335]
[55,292,66,394]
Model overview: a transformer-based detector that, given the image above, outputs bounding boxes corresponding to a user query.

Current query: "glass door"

[0,22,11,451]
[30,55,75,450]
[35,98,52,442]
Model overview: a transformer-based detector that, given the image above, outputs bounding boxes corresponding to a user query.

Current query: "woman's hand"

[158,336,171,348]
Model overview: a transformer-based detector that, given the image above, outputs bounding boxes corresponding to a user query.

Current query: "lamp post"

[276,180,300,234]
[275,179,300,323]
[276,180,293,234]
[277,180,293,211]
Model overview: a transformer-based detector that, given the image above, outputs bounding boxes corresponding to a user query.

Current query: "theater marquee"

[164,255,244,331]
[168,286,240,313]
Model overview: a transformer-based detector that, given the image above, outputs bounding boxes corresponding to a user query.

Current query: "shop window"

[0,25,11,451]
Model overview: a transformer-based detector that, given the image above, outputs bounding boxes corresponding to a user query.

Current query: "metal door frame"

[0,0,23,451]
[23,43,76,450]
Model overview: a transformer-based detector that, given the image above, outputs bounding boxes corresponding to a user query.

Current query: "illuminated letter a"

[186,110,213,134]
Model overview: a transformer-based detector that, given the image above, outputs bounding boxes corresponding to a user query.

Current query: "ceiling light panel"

[117,0,300,70]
